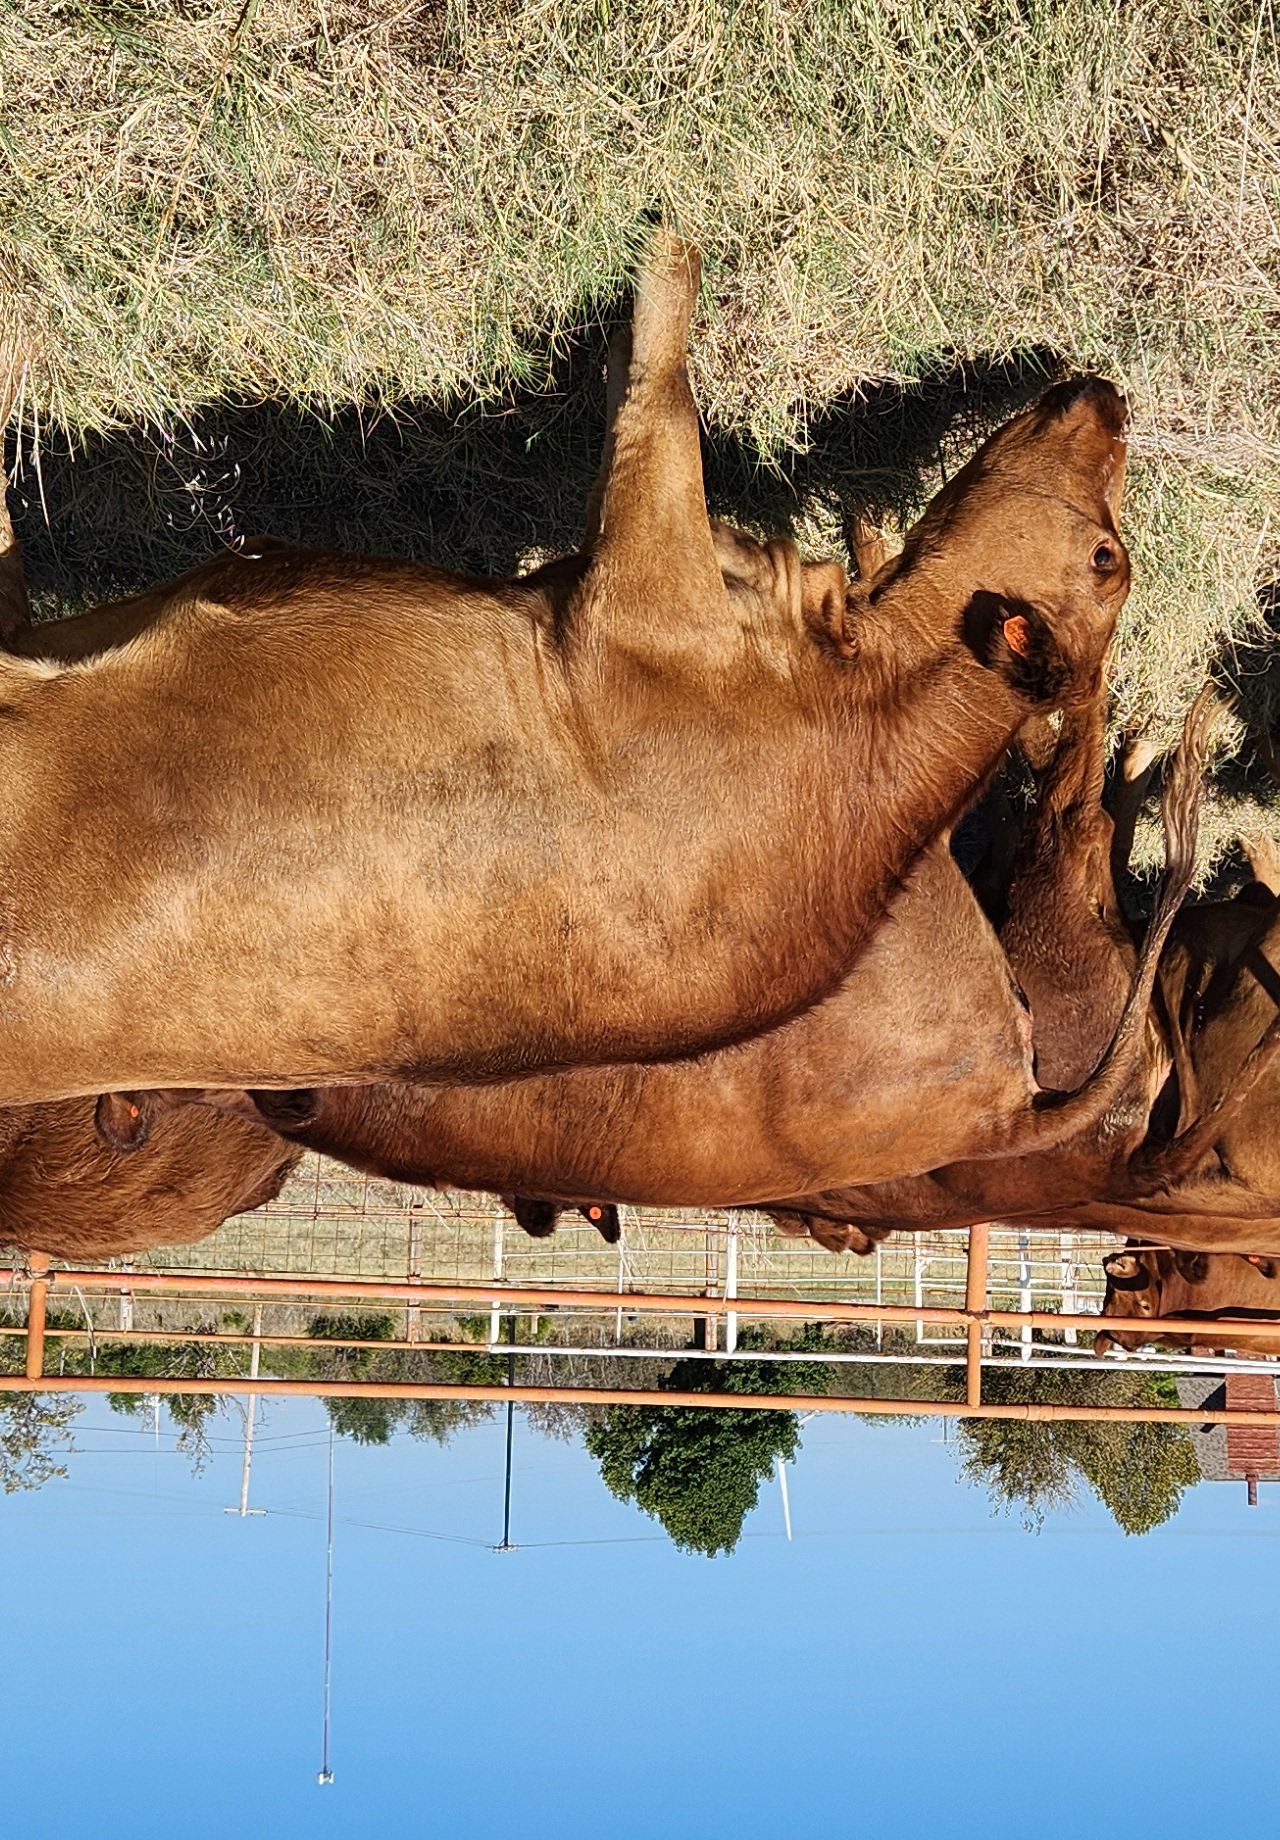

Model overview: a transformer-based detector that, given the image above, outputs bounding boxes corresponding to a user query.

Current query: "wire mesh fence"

[131,1153,1115,1311]
[4,1153,1279,1405]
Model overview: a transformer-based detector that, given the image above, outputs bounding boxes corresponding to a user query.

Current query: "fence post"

[965,1225,989,1411]
[702,1223,719,1353]
[25,1253,49,1381]
[406,1206,424,1344]
[875,1243,883,1348]
[724,1228,739,1354]
[1060,1232,1078,1345]
[1018,1228,1032,1362]
[489,1212,503,1348]
[614,1219,627,1345]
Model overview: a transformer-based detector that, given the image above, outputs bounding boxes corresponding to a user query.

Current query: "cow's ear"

[96,1090,158,1150]
[802,561,855,657]
[247,1088,320,1130]
[962,591,1074,706]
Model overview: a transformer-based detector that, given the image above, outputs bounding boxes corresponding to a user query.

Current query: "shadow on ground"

[6,298,1061,615]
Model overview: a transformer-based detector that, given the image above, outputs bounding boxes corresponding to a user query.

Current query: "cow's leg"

[1243,834,1280,898]
[0,490,27,641]
[1108,731,1159,886]
[573,229,728,656]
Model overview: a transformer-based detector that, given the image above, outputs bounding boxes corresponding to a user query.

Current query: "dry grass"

[4,0,1280,863]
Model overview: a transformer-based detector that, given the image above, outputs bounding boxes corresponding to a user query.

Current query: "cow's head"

[871,375,1129,709]
[1093,1246,1164,1355]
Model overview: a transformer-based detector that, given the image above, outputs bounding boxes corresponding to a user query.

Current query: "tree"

[584,1333,832,1557]
[302,1317,503,1445]
[957,1367,1200,1534]
[0,1394,80,1493]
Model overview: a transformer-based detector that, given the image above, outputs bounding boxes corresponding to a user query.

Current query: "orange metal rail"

[4,1260,1276,1346]
[0,1372,1275,1426]
[5,1234,1277,1425]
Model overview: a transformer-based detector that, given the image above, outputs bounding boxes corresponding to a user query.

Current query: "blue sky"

[2,1395,1275,1840]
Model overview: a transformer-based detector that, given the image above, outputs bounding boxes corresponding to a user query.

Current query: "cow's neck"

[822,578,1029,933]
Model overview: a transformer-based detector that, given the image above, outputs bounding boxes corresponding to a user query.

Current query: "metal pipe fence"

[4,1212,1280,1425]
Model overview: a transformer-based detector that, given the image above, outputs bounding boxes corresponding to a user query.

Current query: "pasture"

[3,0,1280,872]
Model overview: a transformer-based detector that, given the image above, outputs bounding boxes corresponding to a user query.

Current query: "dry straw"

[2,0,1280,865]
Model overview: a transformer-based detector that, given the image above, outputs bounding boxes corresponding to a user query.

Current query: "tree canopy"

[584,1335,832,1557]
[957,1368,1200,1535]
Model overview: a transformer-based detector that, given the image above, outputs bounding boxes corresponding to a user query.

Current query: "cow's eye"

[1092,542,1118,573]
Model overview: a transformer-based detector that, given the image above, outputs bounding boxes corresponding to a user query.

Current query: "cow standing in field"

[1094,1243,1280,1357]
[0,228,1129,1107]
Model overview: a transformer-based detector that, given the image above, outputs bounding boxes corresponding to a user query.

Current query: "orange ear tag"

[588,1207,602,1220]
[1003,615,1032,656]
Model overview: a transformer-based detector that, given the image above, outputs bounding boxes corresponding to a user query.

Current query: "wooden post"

[965,1224,989,1411]
[25,1253,49,1381]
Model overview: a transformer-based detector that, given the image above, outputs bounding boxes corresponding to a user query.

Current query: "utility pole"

[317,1425,335,1786]
[776,1457,792,1541]
[495,1313,517,1552]
[225,1303,266,1518]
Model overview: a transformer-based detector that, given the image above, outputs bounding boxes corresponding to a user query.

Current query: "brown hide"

[998,686,1135,1090]
[0,1099,299,1261]
[216,839,1045,1206]
[0,233,1127,1104]
[1095,1243,1280,1356]
[1004,898,1280,1256]
[120,717,1196,1244]
[90,678,1205,1263]
[756,698,1245,1247]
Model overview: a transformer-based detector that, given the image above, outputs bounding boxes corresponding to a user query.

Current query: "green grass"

[4,0,1280,864]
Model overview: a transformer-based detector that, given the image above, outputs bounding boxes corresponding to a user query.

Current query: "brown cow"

[1094,1242,1280,1357]
[983,894,1280,1259]
[0,229,1128,1106]
[0,1098,299,1262]
[93,680,1206,1247]
[752,689,1279,1245]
